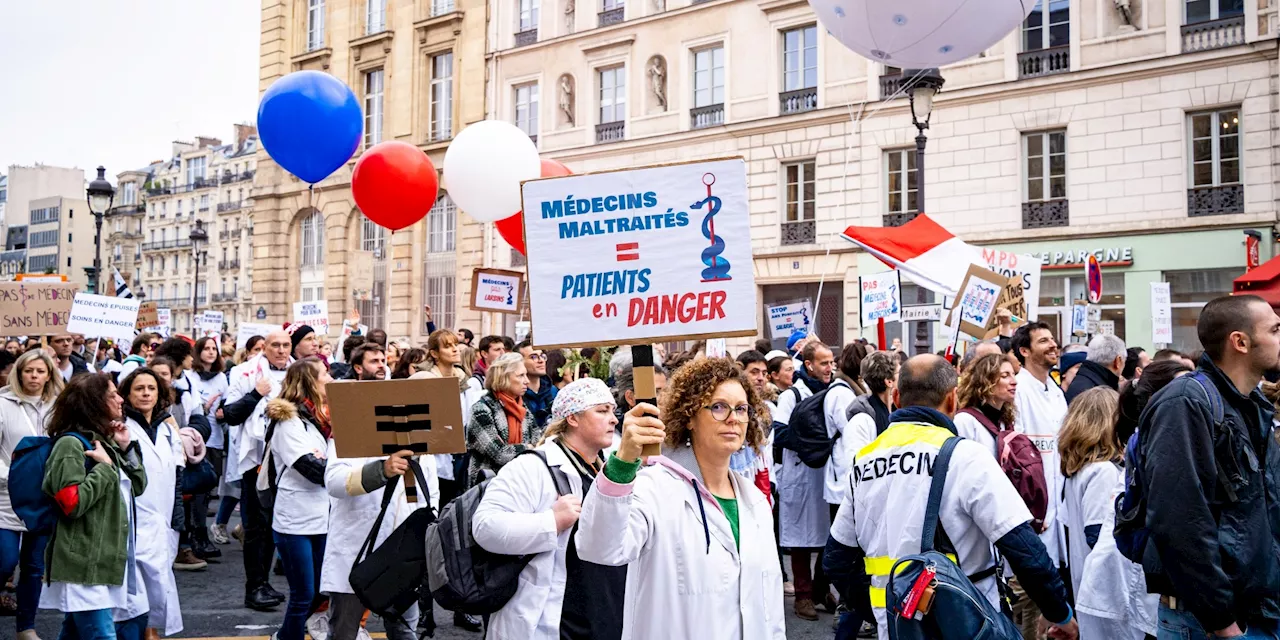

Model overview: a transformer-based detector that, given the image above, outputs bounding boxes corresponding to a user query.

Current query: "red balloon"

[352,141,439,231]
[496,159,574,256]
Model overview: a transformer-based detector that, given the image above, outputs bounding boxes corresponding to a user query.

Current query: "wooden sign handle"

[397,434,420,503]
[632,345,662,458]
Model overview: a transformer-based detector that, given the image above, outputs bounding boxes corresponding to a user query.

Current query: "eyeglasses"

[702,402,752,422]
[149,343,161,350]
[527,353,547,362]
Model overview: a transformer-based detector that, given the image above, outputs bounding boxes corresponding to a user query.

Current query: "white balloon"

[443,120,541,223]
[808,0,1035,69]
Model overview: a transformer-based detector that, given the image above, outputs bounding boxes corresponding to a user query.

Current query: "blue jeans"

[57,609,117,640]
[1158,604,1280,639]
[0,528,48,632]
[113,614,148,640]
[214,494,239,526]
[272,530,326,640]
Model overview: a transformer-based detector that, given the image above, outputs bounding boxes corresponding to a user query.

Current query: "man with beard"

[517,339,557,428]
[1140,295,1280,639]
[349,342,387,381]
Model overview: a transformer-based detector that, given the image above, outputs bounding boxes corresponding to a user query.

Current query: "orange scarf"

[496,391,526,445]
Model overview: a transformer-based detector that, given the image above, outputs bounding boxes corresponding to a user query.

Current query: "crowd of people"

[1,292,1279,640]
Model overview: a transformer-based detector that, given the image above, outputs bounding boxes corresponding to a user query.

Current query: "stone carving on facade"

[564,0,575,34]
[647,55,667,111]
[1115,0,1138,30]
[651,0,665,13]
[559,74,575,127]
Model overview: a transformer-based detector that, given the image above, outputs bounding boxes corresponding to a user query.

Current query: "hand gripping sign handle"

[632,345,662,458]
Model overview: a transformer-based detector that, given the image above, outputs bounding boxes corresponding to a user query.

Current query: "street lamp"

[190,220,208,327]
[901,69,944,355]
[85,166,116,294]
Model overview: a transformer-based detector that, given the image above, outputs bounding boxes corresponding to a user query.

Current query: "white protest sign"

[705,338,727,358]
[1151,282,1172,346]
[767,300,812,340]
[67,293,140,343]
[293,300,330,335]
[145,308,172,337]
[859,270,902,327]
[521,158,757,348]
[237,322,279,350]
[982,249,1043,321]
[902,304,944,322]
[514,321,531,343]
[198,310,224,336]
[1071,302,1088,336]
[471,268,524,314]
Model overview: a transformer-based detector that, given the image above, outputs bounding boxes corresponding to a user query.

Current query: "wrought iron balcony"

[1187,184,1244,217]
[146,185,173,196]
[219,228,242,240]
[1182,16,1245,53]
[217,201,242,213]
[140,239,194,251]
[780,87,817,115]
[596,121,625,143]
[109,204,147,216]
[879,72,905,99]
[690,104,725,129]
[1022,199,1070,229]
[882,212,919,228]
[1018,46,1070,79]
[514,28,538,47]
[220,170,255,184]
[780,220,815,246]
[218,259,241,270]
[598,7,624,27]
[211,292,239,303]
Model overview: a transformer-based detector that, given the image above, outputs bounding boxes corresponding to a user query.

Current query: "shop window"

[1166,267,1244,353]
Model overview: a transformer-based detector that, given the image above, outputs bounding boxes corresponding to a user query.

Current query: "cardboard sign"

[520,158,757,349]
[981,249,1042,320]
[293,300,330,335]
[859,270,902,327]
[767,300,812,340]
[470,268,525,314]
[946,265,1006,339]
[198,310,224,335]
[67,293,140,342]
[1151,282,1172,345]
[0,282,79,334]
[135,301,159,330]
[902,304,943,322]
[327,378,466,458]
[236,322,279,350]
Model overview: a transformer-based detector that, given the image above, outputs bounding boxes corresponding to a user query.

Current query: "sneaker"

[173,548,208,571]
[16,630,41,640]
[210,523,231,545]
[232,523,244,547]
[355,628,372,640]
[782,581,795,597]
[306,610,330,640]
[794,598,818,621]
[858,621,878,638]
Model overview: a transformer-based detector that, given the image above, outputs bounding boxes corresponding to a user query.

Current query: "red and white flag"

[840,214,982,297]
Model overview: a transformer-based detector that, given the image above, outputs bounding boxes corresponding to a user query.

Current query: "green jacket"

[42,430,147,586]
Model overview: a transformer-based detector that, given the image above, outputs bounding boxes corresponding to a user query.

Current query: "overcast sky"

[0,1,260,183]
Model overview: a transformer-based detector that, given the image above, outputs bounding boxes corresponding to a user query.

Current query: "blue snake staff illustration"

[692,173,732,282]
[504,282,515,306]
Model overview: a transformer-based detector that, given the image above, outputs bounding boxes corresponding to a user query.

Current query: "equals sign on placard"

[616,242,640,261]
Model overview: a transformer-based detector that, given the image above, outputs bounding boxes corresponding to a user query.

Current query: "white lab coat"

[776,383,830,548]
[575,445,786,640]
[1013,367,1068,565]
[1074,471,1156,639]
[127,413,184,636]
[225,354,291,477]
[190,372,229,450]
[821,382,857,505]
[472,439,582,640]
[266,399,330,536]
[320,442,439,595]
[0,388,52,531]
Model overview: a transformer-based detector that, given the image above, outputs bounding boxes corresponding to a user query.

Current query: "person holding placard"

[466,353,542,487]
[575,358,785,640]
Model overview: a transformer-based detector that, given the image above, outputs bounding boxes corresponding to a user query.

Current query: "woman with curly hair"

[576,357,785,639]
[954,352,1020,459]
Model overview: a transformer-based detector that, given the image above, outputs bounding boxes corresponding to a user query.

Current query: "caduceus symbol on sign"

[504,282,515,306]
[692,173,732,282]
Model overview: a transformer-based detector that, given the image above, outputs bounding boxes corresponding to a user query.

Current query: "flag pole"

[809,245,832,344]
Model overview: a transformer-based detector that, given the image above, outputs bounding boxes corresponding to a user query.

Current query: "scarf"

[793,364,830,395]
[301,398,333,440]
[887,405,958,435]
[497,392,526,445]
[868,393,892,433]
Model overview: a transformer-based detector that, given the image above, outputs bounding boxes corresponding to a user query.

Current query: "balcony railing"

[109,204,147,216]
[147,296,206,309]
[1018,46,1070,79]
[218,259,241,270]
[879,72,905,99]
[217,201,242,213]
[1022,199,1070,229]
[1182,15,1245,53]
[691,104,725,130]
[211,292,239,303]
[883,212,919,228]
[431,0,455,15]
[220,170,255,185]
[780,87,817,115]
[146,186,172,196]
[598,7,625,27]
[1187,184,1244,217]
[514,28,538,47]
[780,220,815,245]
[140,239,194,251]
[219,229,242,240]
[596,121,625,143]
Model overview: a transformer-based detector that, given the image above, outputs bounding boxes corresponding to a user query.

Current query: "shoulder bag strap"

[919,437,960,554]
[354,470,401,566]
[519,449,572,496]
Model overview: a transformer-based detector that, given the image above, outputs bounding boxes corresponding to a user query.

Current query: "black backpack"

[775,380,847,469]
[425,450,571,615]
[349,458,437,624]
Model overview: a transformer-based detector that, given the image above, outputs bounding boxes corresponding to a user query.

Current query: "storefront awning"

[1234,254,1280,306]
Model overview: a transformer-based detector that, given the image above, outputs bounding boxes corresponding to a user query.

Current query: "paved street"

[23,515,836,639]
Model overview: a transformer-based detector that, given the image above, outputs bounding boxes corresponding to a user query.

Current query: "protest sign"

[135,301,159,330]
[67,293,139,342]
[514,321,531,343]
[521,158,757,349]
[982,249,1043,320]
[293,300,330,335]
[0,282,79,334]
[902,304,943,322]
[146,308,172,337]
[705,338,727,358]
[859,270,902,327]
[946,265,1006,339]
[767,300,812,340]
[1151,282,1172,346]
[470,268,524,314]
[198,310,224,336]
[351,251,375,301]
[237,322,279,350]
[1071,301,1089,337]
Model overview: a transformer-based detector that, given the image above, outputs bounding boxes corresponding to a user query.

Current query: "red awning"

[1234,254,1280,306]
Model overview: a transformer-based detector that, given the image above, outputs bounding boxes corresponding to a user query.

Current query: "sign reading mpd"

[521,158,757,348]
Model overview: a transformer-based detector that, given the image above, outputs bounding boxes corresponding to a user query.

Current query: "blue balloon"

[257,71,362,184]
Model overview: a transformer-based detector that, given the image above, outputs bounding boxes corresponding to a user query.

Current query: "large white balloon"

[808,0,1035,70]
[443,120,541,223]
